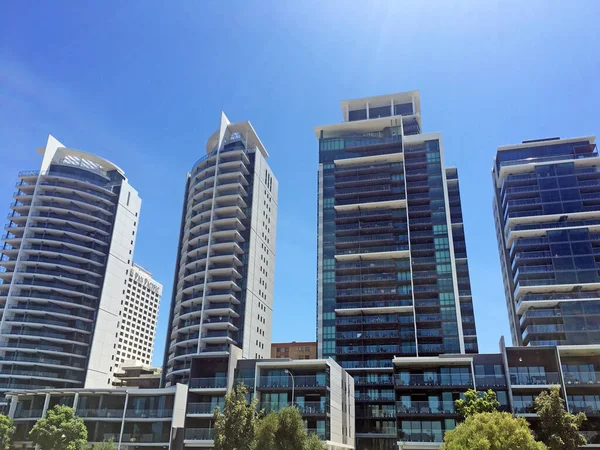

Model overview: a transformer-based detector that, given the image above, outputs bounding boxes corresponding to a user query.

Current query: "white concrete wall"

[85,181,141,387]
[241,150,278,360]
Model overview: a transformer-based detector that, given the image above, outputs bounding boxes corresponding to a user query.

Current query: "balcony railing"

[184,428,214,440]
[258,375,326,388]
[399,431,443,443]
[509,372,560,385]
[395,373,472,387]
[259,402,328,415]
[189,377,227,389]
[396,401,456,414]
[563,371,600,385]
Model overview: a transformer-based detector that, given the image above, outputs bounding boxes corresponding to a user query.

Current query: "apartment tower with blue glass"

[315,91,478,450]
[493,136,600,347]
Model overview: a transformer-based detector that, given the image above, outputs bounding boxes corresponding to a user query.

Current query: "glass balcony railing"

[399,431,443,443]
[187,403,223,414]
[188,377,227,389]
[77,408,124,418]
[563,371,600,385]
[125,409,173,418]
[340,359,397,369]
[13,409,43,419]
[353,375,395,385]
[475,375,507,387]
[258,375,326,388]
[509,372,560,385]
[184,428,214,440]
[500,152,599,168]
[395,373,472,387]
[513,401,536,414]
[335,300,412,310]
[259,402,328,415]
[337,345,400,354]
[396,401,456,414]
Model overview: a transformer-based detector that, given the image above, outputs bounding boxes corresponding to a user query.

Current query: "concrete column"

[390,98,394,117]
[366,102,369,119]
[7,396,17,418]
[117,392,129,450]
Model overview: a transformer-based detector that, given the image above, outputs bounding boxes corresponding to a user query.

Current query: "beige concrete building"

[271,341,317,360]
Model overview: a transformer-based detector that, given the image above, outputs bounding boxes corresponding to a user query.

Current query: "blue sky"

[1,1,600,365]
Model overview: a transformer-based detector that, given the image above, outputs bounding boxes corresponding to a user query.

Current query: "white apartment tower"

[163,113,278,386]
[115,263,162,369]
[0,135,141,393]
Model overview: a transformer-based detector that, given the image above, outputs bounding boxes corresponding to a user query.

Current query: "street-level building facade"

[7,384,188,449]
[315,91,478,450]
[492,136,600,347]
[0,135,141,394]
[7,350,356,450]
[394,339,600,449]
[162,113,278,387]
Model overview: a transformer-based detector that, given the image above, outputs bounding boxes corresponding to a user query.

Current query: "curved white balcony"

[1,329,90,348]
[33,203,112,227]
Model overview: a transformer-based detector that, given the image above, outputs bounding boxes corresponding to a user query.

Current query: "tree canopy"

[534,386,587,450]
[441,411,545,450]
[29,405,87,450]
[455,389,500,419]
[0,414,14,450]
[254,406,325,450]
[213,384,259,450]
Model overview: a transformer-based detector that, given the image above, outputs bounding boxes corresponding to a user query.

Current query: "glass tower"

[492,136,600,346]
[0,135,140,393]
[163,113,277,387]
[315,91,478,449]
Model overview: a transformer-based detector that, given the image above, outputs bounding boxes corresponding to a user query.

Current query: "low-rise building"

[112,360,162,389]
[271,341,317,360]
[6,349,355,450]
[394,338,600,450]
[7,385,188,449]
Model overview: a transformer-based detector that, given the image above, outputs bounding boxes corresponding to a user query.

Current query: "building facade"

[394,339,600,449]
[7,384,188,448]
[315,91,478,450]
[7,352,356,450]
[183,351,355,450]
[492,136,600,346]
[0,135,141,394]
[163,113,278,387]
[116,263,161,368]
[271,341,317,359]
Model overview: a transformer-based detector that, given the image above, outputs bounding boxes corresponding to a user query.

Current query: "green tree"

[455,389,500,419]
[275,406,307,450]
[304,432,325,450]
[29,405,87,450]
[441,411,545,450]
[213,383,259,450]
[0,414,15,450]
[534,386,587,450]
[255,412,278,450]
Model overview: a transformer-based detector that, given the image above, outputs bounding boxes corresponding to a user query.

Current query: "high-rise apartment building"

[315,91,478,450]
[0,135,141,393]
[492,136,600,346]
[163,113,277,386]
[115,263,161,368]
